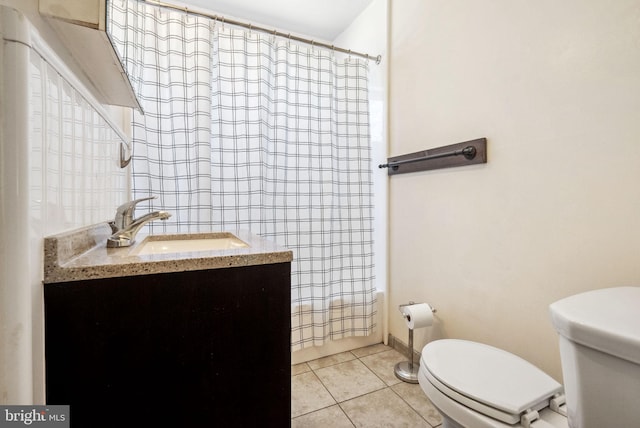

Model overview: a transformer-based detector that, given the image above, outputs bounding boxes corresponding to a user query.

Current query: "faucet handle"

[113,196,157,230]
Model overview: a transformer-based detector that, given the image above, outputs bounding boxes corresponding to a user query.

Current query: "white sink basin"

[135,233,249,255]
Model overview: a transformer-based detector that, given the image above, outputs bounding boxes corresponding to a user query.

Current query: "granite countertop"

[44,223,293,284]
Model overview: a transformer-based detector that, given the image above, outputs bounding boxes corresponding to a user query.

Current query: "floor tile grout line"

[292,344,393,373]
[335,402,358,428]
[291,370,339,419]
[299,346,402,400]
[291,403,355,424]
[291,349,394,419]
[297,351,396,419]
[357,351,404,388]
[293,344,437,424]
[387,382,440,428]
[306,350,357,371]
[308,369,341,407]
[310,345,394,370]
[310,355,388,405]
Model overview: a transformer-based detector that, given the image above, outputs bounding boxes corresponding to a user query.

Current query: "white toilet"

[417,286,640,428]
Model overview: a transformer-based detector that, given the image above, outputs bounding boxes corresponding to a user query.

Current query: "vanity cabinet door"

[44,262,291,427]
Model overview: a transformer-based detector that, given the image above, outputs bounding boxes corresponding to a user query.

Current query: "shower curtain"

[109,0,376,350]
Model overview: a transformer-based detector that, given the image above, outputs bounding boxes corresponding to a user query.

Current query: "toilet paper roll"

[401,303,434,330]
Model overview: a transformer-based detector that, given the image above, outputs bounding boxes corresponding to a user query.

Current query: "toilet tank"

[549,287,640,428]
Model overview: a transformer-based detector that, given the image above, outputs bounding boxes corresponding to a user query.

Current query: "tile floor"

[291,343,443,427]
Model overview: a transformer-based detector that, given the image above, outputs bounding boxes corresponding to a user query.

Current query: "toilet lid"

[421,339,563,424]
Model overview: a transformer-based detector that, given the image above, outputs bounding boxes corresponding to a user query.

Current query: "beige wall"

[388,0,640,381]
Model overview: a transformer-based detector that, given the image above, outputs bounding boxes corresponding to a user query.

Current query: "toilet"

[417,286,640,428]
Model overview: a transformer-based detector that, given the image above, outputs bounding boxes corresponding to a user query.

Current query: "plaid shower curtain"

[109,0,376,350]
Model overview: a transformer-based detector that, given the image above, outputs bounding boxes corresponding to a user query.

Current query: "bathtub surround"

[109,0,377,351]
[389,0,640,382]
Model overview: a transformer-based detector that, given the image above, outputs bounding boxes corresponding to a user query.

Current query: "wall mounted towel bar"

[379,146,476,170]
[379,138,487,175]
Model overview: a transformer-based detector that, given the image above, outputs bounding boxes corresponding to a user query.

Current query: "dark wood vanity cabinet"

[44,262,291,428]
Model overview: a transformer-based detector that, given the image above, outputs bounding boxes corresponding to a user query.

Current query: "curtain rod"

[143,0,382,64]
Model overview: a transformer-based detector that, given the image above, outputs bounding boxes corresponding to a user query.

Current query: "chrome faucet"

[107,196,171,248]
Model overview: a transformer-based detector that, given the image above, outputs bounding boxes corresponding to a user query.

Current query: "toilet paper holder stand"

[395,301,436,384]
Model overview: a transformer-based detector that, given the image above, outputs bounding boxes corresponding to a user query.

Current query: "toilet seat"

[421,339,564,425]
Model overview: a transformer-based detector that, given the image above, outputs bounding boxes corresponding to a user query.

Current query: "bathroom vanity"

[43,226,293,427]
